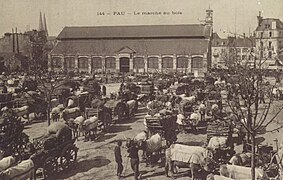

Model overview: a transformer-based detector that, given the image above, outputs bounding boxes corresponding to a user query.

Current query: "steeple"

[43,13,48,36]
[38,12,44,31]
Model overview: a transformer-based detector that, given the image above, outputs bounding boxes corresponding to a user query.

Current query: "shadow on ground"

[52,156,111,179]
[107,125,132,133]
[95,134,117,143]
[176,141,205,146]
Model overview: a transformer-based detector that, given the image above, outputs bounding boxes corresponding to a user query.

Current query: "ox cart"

[13,91,48,118]
[104,99,138,122]
[31,122,78,179]
[136,81,154,105]
[84,105,112,132]
[165,143,216,179]
[177,99,207,133]
[206,120,234,163]
[206,91,222,114]
[144,111,177,146]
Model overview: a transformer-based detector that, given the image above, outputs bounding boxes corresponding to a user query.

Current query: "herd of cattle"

[128,76,283,179]
[0,73,283,179]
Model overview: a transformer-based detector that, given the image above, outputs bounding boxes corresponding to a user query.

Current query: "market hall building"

[49,11,213,76]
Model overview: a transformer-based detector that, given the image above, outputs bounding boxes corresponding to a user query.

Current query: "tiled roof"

[256,18,283,31]
[212,37,255,47]
[50,39,209,55]
[229,37,255,47]
[57,24,212,40]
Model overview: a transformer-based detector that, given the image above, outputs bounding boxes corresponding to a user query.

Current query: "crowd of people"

[1,69,283,179]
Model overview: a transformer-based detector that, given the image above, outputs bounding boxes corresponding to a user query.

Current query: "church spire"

[43,13,48,36]
[38,11,44,31]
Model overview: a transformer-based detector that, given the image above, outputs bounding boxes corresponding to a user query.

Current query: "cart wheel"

[60,145,78,170]
[43,156,58,179]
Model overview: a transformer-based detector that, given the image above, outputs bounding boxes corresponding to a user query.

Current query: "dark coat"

[114,145,122,163]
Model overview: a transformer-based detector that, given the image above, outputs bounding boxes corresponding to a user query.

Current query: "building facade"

[212,34,255,68]
[49,10,213,76]
[0,12,51,72]
[255,12,283,68]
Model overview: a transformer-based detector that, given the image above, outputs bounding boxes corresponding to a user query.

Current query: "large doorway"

[119,57,130,72]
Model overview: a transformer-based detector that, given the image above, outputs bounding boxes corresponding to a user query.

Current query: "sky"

[0,0,283,38]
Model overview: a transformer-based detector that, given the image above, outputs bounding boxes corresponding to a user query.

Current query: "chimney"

[16,27,19,53]
[257,11,263,26]
[12,28,15,53]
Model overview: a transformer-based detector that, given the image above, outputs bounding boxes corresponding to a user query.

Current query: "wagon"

[31,126,78,179]
[136,81,154,105]
[145,112,177,145]
[85,106,112,131]
[12,91,47,117]
[104,98,138,121]
[145,116,164,136]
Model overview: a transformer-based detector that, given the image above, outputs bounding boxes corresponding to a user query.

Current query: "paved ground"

[23,83,283,180]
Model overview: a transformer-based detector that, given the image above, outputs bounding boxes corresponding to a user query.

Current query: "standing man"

[127,141,140,180]
[102,85,107,97]
[114,140,123,178]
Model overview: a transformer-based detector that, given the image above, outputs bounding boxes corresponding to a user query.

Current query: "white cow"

[165,144,213,179]
[179,95,196,104]
[68,115,85,138]
[0,156,16,172]
[81,116,99,141]
[207,136,228,150]
[62,107,81,121]
[141,133,162,166]
[176,114,185,125]
[13,106,29,117]
[220,164,265,180]
[210,175,234,180]
[0,159,35,180]
[50,104,64,122]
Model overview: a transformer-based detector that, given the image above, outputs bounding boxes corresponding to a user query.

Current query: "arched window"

[92,57,102,69]
[52,57,62,68]
[105,57,116,69]
[177,56,188,68]
[162,57,173,68]
[65,57,75,69]
[191,57,203,68]
[133,57,144,69]
[78,57,88,69]
[148,57,158,69]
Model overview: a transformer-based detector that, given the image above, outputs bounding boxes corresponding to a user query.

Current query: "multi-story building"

[0,12,51,72]
[212,34,255,68]
[255,12,283,69]
[49,10,213,77]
